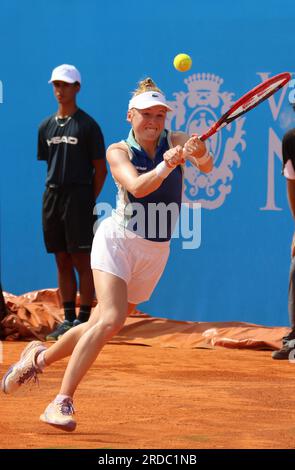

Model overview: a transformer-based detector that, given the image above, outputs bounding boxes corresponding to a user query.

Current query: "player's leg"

[59,270,130,397]
[40,271,134,430]
[1,308,93,394]
[1,283,135,394]
[44,296,135,366]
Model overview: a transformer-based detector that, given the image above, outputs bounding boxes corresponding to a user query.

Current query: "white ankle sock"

[54,394,72,404]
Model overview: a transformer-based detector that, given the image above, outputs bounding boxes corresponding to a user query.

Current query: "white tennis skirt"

[91,217,170,304]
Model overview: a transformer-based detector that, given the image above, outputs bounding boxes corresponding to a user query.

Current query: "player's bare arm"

[107,143,184,198]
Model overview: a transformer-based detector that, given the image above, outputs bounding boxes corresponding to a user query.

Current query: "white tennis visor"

[128,91,173,111]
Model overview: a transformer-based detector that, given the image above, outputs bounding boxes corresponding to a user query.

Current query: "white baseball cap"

[128,91,173,111]
[48,64,81,84]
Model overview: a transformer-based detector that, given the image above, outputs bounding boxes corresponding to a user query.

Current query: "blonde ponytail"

[132,77,162,97]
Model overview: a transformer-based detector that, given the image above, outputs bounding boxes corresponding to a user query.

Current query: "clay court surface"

[1,341,295,449]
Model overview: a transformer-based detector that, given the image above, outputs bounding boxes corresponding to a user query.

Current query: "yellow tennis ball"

[173,53,192,72]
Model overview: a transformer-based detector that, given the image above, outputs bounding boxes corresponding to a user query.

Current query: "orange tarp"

[0,289,289,350]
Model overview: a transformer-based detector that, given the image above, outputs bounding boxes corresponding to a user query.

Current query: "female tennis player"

[1,77,213,431]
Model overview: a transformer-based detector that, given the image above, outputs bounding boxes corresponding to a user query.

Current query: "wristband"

[155,161,174,179]
[194,150,212,165]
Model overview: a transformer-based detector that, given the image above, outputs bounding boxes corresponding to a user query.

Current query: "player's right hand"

[183,136,207,159]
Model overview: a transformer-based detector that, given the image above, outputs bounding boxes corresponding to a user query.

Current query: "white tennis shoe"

[1,341,46,394]
[40,398,76,432]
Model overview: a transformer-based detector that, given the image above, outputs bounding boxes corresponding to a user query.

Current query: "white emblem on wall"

[166,73,246,209]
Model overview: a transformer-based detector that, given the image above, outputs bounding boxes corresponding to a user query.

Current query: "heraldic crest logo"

[166,73,247,209]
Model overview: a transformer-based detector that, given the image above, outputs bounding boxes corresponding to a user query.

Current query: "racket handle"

[192,133,207,142]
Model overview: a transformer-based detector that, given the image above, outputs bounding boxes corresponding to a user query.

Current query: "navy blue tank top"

[112,129,183,242]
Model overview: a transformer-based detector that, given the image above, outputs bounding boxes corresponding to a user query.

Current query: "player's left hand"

[163,145,185,168]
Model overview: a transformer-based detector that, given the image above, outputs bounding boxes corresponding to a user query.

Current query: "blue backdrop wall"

[1,0,295,326]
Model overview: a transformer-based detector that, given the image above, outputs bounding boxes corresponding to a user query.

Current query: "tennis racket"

[197,72,291,141]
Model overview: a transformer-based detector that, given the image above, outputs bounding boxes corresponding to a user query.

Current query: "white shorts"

[91,217,170,304]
